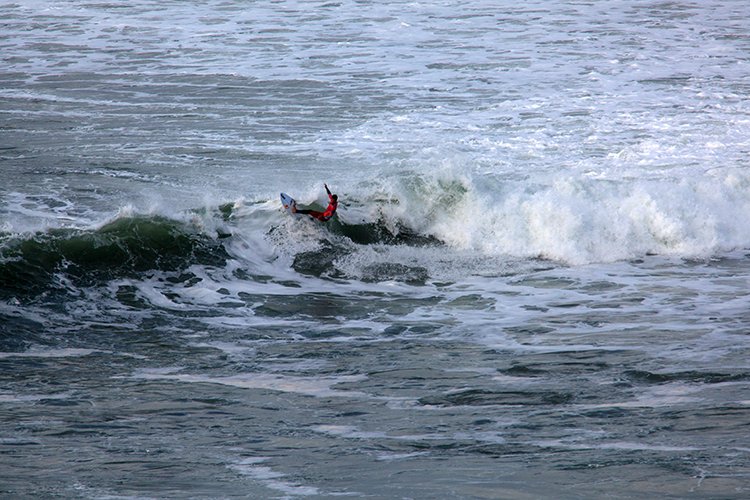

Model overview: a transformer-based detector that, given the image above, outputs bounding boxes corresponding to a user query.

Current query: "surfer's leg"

[295,209,324,219]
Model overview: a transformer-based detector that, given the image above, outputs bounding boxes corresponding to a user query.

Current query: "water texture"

[2,1,750,498]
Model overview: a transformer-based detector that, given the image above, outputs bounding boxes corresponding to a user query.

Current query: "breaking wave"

[4,165,750,300]
[314,166,750,266]
[0,215,229,300]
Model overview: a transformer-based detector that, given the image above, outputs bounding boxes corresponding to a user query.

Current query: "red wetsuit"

[295,185,338,221]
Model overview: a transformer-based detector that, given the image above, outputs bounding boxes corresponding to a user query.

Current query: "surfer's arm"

[325,184,337,205]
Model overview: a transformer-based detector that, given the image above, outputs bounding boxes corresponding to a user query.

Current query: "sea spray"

[337,167,750,266]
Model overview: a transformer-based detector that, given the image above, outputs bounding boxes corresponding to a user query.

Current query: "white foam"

[375,451,430,462]
[313,424,506,447]
[533,439,700,452]
[133,369,367,398]
[0,347,101,359]
[355,166,750,266]
[0,392,72,403]
[581,382,705,409]
[312,425,388,440]
[189,341,254,357]
[229,457,319,497]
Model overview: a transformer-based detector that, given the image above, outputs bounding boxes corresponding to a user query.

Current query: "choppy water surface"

[2,1,750,498]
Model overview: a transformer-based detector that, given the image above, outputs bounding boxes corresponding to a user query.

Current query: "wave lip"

[0,214,228,300]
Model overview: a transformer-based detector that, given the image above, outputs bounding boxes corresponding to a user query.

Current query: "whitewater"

[2,0,750,498]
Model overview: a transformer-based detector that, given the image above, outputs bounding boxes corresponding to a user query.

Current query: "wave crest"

[0,215,228,299]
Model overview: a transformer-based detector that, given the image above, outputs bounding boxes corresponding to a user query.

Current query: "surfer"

[293,183,338,222]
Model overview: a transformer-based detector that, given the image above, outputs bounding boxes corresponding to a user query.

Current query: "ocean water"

[2,0,750,497]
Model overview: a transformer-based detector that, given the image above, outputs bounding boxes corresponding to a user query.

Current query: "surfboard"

[280,192,296,214]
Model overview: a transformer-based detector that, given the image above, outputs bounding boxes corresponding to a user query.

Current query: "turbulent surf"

[2,0,750,498]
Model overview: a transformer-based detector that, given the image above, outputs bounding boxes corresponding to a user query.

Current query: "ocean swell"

[0,215,228,300]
